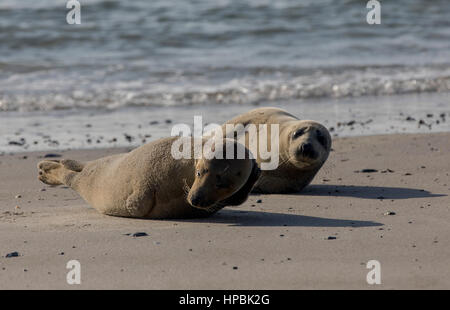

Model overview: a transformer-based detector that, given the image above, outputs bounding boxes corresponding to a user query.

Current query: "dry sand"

[0,132,449,289]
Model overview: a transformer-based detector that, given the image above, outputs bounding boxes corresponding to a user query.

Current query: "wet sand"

[0,132,449,289]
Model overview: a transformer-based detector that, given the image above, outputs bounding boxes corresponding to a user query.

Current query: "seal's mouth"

[188,194,215,209]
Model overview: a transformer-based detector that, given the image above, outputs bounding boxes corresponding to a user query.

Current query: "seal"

[37,137,260,219]
[222,107,331,193]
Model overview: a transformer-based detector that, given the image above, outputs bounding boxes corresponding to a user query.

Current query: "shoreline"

[2,130,450,156]
[1,132,449,289]
[2,92,450,154]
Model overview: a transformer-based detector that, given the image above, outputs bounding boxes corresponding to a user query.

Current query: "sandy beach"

[1,132,449,289]
[1,0,450,294]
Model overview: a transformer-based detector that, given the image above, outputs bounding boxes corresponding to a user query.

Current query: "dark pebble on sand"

[149,121,159,125]
[355,169,378,173]
[418,119,432,129]
[381,169,395,173]
[165,119,172,124]
[44,153,62,158]
[326,236,337,240]
[131,232,148,237]
[384,211,396,216]
[5,251,20,258]
[362,169,378,173]
[8,139,25,146]
[124,134,134,142]
[406,116,415,121]
[232,266,238,270]
[256,199,262,203]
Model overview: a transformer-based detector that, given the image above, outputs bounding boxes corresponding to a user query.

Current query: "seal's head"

[285,120,331,169]
[187,140,260,210]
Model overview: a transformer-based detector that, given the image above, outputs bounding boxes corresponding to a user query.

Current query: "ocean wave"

[1,0,449,112]
[0,65,449,112]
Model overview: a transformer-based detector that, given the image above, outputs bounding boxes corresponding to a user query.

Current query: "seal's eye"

[292,129,305,139]
[196,171,201,177]
[316,130,327,148]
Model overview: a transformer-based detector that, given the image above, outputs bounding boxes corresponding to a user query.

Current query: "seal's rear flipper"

[37,160,79,186]
[60,159,85,172]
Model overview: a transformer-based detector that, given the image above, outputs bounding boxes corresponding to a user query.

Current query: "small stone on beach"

[44,153,62,158]
[131,232,148,237]
[8,139,26,146]
[5,252,20,258]
[361,169,378,173]
[124,134,134,143]
[384,211,396,216]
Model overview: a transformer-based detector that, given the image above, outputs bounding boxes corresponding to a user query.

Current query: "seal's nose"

[301,143,313,153]
[298,142,318,159]
[190,195,201,206]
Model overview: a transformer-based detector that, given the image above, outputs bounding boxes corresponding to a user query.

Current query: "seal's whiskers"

[182,178,191,197]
